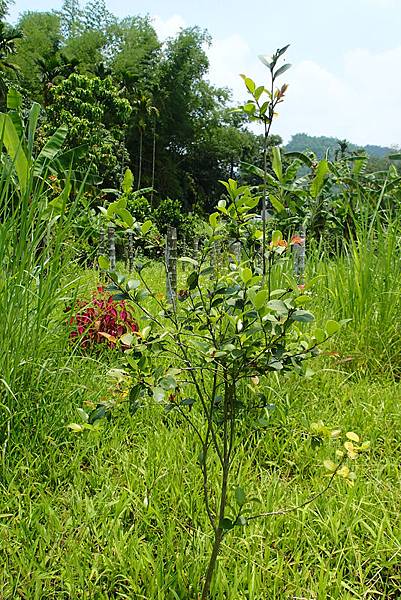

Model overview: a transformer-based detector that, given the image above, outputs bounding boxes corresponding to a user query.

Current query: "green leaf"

[242,75,256,93]
[310,159,329,198]
[153,387,165,402]
[276,44,290,58]
[187,271,198,290]
[313,328,326,343]
[326,319,340,336]
[141,219,152,234]
[271,146,282,181]
[258,55,272,69]
[254,85,265,101]
[127,279,140,290]
[77,408,89,423]
[88,405,107,425]
[235,486,246,506]
[209,212,219,228]
[346,431,360,443]
[98,255,109,270]
[120,333,134,346]
[67,423,85,432]
[240,267,252,285]
[253,289,268,310]
[0,114,28,193]
[159,375,177,391]
[271,230,283,245]
[180,397,196,407]
[122,168,134,193]
[274,63,291,78]
[243,102,256,115]
[270,195,286,214]
[27,103,40,157]
[7,87,22,110]
[116,207,134,228]
[178,256,199,267]
[267,299,288,314]
[221,518,235,531]
[283,151,314,168]
[291,310,315,323]
[34,125,68,177]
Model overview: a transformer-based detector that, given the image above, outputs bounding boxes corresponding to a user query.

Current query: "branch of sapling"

[246,454,347,522]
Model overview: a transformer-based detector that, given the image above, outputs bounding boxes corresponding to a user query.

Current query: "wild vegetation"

[1,1,401,598]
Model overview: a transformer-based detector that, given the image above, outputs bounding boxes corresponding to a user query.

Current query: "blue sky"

[8,0,401,147]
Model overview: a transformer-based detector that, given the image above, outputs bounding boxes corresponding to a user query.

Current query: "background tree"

[0,21,21,106]
[131,92,159,189]
[13,12,62,103]
[59,0,82,39]
[46,73,131,186]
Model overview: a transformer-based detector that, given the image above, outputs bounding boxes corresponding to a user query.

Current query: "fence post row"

[127,229,134,273]
[165,225,177,306]
[108,224,116,271]
[99,227,106,269]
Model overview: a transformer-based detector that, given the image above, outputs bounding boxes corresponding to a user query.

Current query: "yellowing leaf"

[337,465,350,478]
[346,431,360,443]
[98,332,117,344]
[67,423,84,432]
[323,460,337,472]
[344,441,358,459]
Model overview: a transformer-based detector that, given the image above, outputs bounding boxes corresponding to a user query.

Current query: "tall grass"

[308,213,401,376]
[0,168,106,463]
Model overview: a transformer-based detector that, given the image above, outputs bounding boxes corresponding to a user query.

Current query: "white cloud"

[206,33,401,147]
[151,14,186,42]
[149,15,401,147]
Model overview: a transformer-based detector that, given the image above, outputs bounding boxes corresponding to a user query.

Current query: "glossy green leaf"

[253,289,268,310]
[310,159,329,198]
[235,486,246,506]
[0,114,28,193]
[272,146,282,180]
[187,271,199,290]
[291,310,315,323]
[326,319,340,336]
[141,219,152,234]
[34,125,68,177]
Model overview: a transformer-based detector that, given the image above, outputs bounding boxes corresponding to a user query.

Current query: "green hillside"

[285,133,394,159]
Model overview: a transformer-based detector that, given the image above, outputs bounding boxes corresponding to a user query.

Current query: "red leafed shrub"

[65,287,138,350]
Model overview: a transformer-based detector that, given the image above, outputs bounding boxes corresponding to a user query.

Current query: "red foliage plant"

[65,286,138,350]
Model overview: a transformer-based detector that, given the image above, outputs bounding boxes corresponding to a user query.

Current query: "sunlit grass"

[2,184,401,598]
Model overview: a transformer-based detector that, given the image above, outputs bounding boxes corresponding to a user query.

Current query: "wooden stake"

[108,224,116,271]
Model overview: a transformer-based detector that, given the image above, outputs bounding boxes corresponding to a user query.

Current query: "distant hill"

[284,133,395,159]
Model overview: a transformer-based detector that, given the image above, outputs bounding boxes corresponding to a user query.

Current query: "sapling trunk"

[201,378,235,599]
